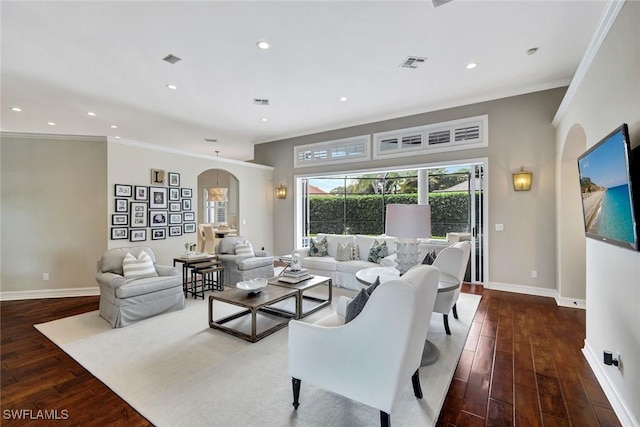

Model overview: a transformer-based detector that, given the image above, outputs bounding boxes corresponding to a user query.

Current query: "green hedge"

[309,192,477,238]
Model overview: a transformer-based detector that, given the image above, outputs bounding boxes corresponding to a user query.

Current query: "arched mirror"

[197,169,239,252]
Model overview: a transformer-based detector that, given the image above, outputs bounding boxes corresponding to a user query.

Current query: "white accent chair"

[288,264,440,427]
[432,241,472,335]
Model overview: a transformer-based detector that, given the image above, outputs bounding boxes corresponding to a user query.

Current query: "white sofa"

[292,233,401,290]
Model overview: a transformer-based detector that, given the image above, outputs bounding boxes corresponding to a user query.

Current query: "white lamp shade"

[385,204,431,239]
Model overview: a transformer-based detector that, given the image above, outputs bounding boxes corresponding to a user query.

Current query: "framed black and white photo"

[149,210,168,227]
[169,225,182,237]
[183,212,195,222]
[169,188,181,201]
[183,222,196,233]
[182,199,192,211]
[151,228,166,240]
[115,198,128,212]
[115,184,132,197]
[111,227,128,240]
[134,186,148,201]
[168,172,180,187]
[130,202,148,228]
[169,213,182,224]
[149,187,168,209]
[181,188,192,198]
[169,202,181,212]
[130,229,147,242]
[112,214,128,226]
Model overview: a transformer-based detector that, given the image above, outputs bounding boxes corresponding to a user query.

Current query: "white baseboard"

[487,281,586,309]
[0,287,100,301]
[583,340,639,427]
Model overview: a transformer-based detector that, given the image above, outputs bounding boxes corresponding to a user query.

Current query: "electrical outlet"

[43,273,49,281]
[531,270,538,278]
[495,223,504,231]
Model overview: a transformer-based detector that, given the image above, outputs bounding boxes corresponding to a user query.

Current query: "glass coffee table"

[208,285,298,342]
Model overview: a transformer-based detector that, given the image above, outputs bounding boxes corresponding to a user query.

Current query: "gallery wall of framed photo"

[111,171,197,242]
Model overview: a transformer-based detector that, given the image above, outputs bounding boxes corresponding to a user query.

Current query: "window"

[203,189,227,224]
[294,135,370,168]
[373,115,488,159]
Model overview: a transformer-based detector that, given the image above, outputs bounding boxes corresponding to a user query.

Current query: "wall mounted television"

[577,123,639,251]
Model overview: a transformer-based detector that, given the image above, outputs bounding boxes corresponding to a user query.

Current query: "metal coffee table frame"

[269,275,332,319]
[208,285,298,343]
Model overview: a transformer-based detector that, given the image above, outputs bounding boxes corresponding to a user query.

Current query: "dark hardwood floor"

[1,287,621,426]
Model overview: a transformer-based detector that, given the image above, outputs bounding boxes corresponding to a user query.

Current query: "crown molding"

[553,0,626,127]
[0,132,106,142]
[108,137,273,171]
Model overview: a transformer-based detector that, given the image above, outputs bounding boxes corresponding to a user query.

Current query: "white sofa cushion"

[317,233,356,258]
[336,259,376,274]
[122,251,158,281]
[354,235,377,260]
[301,256,338,272]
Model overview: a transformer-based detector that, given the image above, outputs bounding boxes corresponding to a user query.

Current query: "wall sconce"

[513,166,532,191]
[275,184,287,199]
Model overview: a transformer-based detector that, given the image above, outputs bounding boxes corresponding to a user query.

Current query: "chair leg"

[380,411,391,427]
[452,303,458,319]
[292,377,301,409]
[411,369,423,399]
[443,314,451,335]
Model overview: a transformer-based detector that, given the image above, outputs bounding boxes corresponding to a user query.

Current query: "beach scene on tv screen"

[579,131,635,245]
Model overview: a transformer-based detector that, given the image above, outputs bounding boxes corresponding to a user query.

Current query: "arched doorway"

[197,169,239,250]
[558,124,587,301]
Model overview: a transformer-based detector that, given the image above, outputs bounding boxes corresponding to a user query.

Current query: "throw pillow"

[309,236,328,257]
[367,240,389,263]
[351,243,361,260]
[345,288,370,323]
[122,251,158,281]
[235,242,255,257]
[335,242,354,261]
[422,249,437,265]
[366,276,381,297]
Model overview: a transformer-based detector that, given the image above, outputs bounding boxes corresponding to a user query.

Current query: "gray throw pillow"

[345,288,369,323]
[367,240,389,263]
[309,237,328,257]
[366,277,381,296]
[422,250,437,265]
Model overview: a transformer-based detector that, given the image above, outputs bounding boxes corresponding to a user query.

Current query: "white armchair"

[432,241,472,334]
[288,264,440,427]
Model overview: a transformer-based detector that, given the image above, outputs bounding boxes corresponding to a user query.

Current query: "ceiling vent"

[400,56,427,69]
[253,98,270,106]
[204,138,218,143]
[162,54,182,64]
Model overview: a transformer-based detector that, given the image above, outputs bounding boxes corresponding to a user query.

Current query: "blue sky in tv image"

[578,130,630,189]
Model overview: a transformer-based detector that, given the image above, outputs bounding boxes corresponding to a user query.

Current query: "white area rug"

[35,289,480,427]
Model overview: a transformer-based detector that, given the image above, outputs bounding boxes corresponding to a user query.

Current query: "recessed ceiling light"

[47,122,55,126]
[87,111,96,116]
[466,62,477,69]
[166,84,177,90]
[256,40,270,50]
[114,136,121,139]
[261,118,269,122]
[527,47,539,55]
[110,124,118,129]
[339,96,348,102]
[10,107,22,112]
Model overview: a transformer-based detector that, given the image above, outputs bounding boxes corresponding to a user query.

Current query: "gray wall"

[556,2,640,424]
[1,134,108,294]
[255,88,565,291]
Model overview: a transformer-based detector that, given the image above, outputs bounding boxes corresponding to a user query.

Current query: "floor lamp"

[385,204,432,274]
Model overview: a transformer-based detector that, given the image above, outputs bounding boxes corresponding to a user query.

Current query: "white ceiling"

[1,1,607,161]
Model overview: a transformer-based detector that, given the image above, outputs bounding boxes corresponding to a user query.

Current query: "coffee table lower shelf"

[208,285,298,343]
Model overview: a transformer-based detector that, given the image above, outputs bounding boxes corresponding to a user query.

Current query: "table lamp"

[385,204,431,274]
